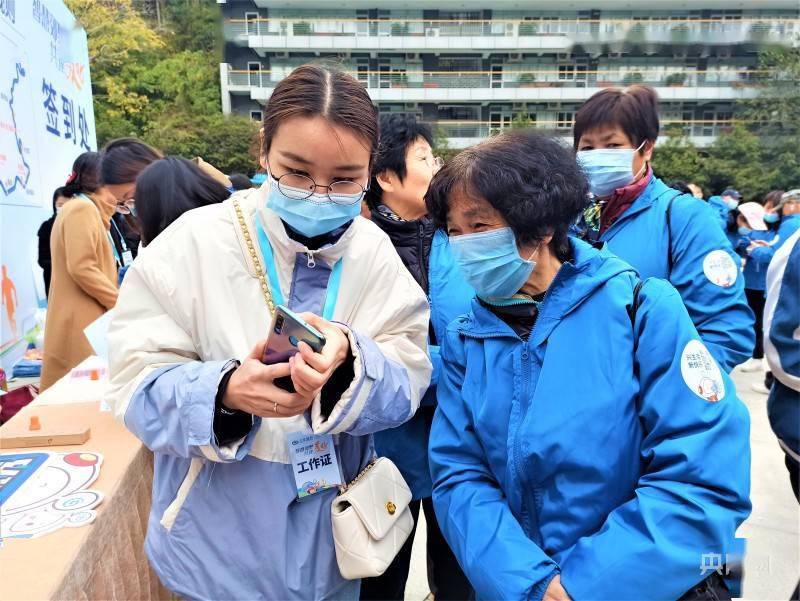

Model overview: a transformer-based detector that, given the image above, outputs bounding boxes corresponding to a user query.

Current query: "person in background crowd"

[763,225,800,601]
[764,189,800,248]
[667,180,692,196]
[105,65,431,600]
[722,188,742,211]
[688,182,704,199]
[708,188,741,231]
[37,186,71,297]
[749,189,800,395]
[134,156,231,247]
[763,227,800,507]
[727,203,772,373]
[573,86,754,372]
[100,138,162,265]
[762,189,785,232]
[708,194,729,230]
[229,173,254,190]
[360,115,473,601]
[41,153,119,390]
[427,132,750,601]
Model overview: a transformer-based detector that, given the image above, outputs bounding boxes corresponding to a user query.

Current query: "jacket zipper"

[305,249,317,268]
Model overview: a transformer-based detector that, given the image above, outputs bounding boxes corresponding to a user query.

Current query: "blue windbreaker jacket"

[599,176,754,371]
[429,237,751,600]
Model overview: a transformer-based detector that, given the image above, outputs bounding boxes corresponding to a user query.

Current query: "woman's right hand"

[222,340,314,418]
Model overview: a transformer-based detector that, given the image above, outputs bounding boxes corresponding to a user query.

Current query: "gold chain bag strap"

[234,196,413,580]
[233,195,276,315]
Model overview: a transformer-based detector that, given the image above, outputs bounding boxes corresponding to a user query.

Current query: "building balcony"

[224,17,800,53]
[222,66,767,105]
[433,120,739,148]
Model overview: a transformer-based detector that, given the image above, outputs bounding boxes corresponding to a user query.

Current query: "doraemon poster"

[0,451,103,539]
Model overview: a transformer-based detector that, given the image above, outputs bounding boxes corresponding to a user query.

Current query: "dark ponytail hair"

[261,64,379,166]
[62,151,101,197]
[100,137,162,186]
[134,156,231,246]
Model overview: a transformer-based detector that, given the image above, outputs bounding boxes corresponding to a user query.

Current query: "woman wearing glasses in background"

[360,115,473,601]
[105,65,431,600]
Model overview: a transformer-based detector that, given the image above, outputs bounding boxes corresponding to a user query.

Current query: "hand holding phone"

[222,340,314,418]
[288,312,352,399]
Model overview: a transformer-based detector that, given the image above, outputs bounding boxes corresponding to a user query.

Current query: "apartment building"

[218,0,799,148]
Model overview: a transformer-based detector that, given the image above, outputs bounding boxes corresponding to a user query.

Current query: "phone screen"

[262,307,327,392]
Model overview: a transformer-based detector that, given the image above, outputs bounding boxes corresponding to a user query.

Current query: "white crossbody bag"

[331,457,414,579]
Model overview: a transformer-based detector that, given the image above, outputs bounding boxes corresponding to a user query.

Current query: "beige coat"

[41,192,119,389]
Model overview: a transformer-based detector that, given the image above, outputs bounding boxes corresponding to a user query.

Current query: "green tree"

[651,133,709,190]
[742,42,800,134]
[143,112,259,175]
[67,0,259,174]
[702,127,778,200]
[433,125,459,162]
[67,0,163,141]
[509,112,534,130]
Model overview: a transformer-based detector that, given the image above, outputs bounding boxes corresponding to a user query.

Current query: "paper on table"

[83,310,113,363]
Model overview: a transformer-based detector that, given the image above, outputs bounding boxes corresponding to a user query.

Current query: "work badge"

[286,431,342,499]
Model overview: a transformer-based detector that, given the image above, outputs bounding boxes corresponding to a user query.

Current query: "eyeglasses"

[269,169,367,205]
[427,156,444,171]
[116,199,136,215]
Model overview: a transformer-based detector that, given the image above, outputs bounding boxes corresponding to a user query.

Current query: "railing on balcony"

[227,68,776,90]
[432,119,744,139]
[225,16,800,45]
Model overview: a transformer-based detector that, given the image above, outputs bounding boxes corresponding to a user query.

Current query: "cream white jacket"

[104,185,432,600]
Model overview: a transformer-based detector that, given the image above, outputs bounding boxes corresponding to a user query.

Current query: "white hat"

[737,202,767,231]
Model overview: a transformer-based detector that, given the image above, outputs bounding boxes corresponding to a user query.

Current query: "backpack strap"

[665,190,683,278]
[627,279,645,326]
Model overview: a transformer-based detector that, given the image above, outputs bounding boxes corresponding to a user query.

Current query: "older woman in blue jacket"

[426,132,751,601]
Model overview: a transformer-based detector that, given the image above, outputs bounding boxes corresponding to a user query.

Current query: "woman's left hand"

[289,313,351,399]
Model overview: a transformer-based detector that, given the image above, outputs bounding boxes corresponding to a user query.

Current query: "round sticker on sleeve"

[702,250,738,288]
[680,339,726,402]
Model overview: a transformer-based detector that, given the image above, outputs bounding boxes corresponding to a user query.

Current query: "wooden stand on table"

[0,407,91,448]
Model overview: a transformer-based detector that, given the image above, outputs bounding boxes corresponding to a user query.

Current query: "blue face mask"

[738,226,752,236]
[266,178,363,238]
[449,227,535,300]
[724,198,739,210]
[576,142,646,198]
[764,212,780,224]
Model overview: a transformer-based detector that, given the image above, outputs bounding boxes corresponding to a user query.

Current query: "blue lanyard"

[110,219,129,253]
[255,218,343,321]
[107,232,122,267]
[78,192,125,267]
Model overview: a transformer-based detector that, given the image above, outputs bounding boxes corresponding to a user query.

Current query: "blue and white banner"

[0,0,96,370]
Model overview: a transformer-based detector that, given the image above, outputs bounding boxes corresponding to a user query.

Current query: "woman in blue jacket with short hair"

[426,132,751,601]
[572,86,753,372]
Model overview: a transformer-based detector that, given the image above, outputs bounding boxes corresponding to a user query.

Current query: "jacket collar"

[459,237,635,346]
[370,205,434,247]
[600,175,675,238]
[78,191,117,227]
